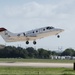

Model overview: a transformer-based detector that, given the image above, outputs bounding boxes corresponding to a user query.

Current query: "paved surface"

[0,62,73,68]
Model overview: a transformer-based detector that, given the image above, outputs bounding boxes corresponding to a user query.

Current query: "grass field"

[0,58,74,75]
[0,67,75,75]
[0,58,75,63]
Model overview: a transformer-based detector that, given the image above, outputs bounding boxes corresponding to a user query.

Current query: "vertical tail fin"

[0,28,14,42]
[0,28,7,32]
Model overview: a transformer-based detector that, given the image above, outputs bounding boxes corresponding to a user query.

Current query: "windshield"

[46,26,54,29]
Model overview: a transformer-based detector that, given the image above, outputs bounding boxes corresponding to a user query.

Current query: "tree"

[0,45,75,58]
[16,47,28,58]
[0,46,28,58]
[26,47,37,58]
[61,48,75,56]
[51,51,58,56]
[38,48,51,59]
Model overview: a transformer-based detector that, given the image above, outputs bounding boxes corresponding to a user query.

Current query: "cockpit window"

[46,26,54,30]
[50,27,54,29]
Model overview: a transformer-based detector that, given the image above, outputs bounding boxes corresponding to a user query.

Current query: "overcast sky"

[0,0,75,51]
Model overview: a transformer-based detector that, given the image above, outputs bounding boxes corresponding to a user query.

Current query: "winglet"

[0,28,7,32]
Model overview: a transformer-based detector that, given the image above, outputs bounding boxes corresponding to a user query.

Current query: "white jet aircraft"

[0,26,64,45]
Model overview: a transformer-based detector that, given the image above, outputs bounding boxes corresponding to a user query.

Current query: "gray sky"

[0,0,75,51]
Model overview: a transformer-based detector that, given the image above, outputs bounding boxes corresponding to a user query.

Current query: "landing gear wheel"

[57,35,60,38]
[33,41,36,45]
[26,41,29,44]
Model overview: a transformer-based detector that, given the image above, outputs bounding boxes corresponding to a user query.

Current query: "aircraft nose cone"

[56,29,64,34]
[56,29,64,32]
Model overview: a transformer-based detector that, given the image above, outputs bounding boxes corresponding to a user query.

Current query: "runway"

[0,62,73,68]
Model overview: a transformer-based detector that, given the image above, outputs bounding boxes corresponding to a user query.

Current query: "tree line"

[0,46,75,58]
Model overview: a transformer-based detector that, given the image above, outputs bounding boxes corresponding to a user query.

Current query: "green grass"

[0,59,74,75]
[0,67,75,75]
[0,58,74,63]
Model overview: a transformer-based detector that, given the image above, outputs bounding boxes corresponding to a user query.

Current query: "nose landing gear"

[57,35,60,38]
[26,41,29,44]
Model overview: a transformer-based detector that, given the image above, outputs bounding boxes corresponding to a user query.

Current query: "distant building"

[72,57,75,60]
[50,55,75,60]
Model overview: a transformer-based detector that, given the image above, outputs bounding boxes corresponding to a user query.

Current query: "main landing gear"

[33,41,36,45]
[26,41,29,44]
[26,40,37,45]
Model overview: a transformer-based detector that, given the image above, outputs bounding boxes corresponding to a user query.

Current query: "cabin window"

[36,30,38,33]
[33,31,34,33]
[43,29,45,31]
